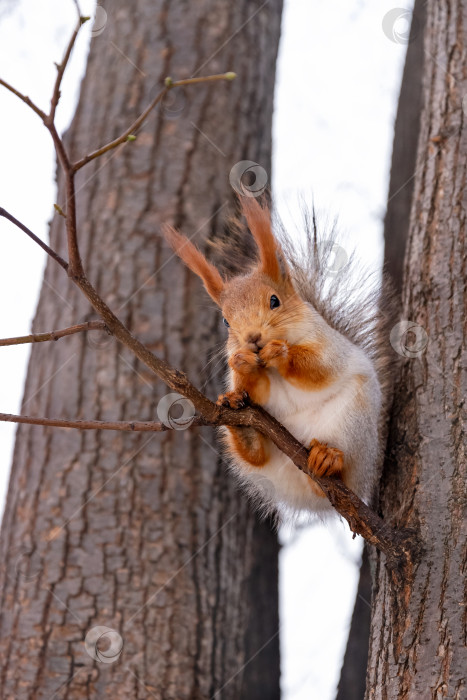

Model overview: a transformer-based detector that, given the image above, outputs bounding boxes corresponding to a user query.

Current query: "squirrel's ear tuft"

[240,197,283,284]
[162,224,224,305]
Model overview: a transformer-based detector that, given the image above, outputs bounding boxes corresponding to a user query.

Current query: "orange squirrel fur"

[163,197,395,519]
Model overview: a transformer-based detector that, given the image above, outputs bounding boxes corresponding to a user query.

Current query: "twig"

[0,321,107,347]
[64,73,235,276]
[164,73,236,88]
[1,58,235,279]
[71,73,236,171]
[48,16,87,124]
[0,412,205,432]
[0,207,68,271]
[0,78,47,121]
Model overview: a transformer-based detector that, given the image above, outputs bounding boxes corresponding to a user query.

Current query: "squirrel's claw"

[217,389,250,409]
[306,439,344,498]
[307,438,344,479]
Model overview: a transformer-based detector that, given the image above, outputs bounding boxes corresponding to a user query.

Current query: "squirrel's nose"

[246,332,262,349]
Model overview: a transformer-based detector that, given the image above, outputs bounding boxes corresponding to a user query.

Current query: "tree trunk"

[366,1,466,697]
[0,1,282,698]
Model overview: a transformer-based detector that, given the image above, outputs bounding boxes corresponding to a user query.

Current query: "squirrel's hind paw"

[307,438,344,479]
[217,389,250,409]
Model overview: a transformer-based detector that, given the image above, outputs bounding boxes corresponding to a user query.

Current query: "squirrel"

[163,196,395,520]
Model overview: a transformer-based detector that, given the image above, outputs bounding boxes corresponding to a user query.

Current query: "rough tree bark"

[366,1,466,697]
[0,1,283,698]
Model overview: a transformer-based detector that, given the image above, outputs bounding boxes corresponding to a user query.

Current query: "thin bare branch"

[44,123,81,278]
[1,70,234,277]
[64,169,82,277]
[0,207,68,271]
[0,77,47,121]
[47,120,72,171]
[165,73,236,88]
[72,73,236,171]
[48,16,87,124]
[0,321,107,347]
[0,412,205,432]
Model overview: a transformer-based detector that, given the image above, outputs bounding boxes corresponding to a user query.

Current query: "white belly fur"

[226,346,380,518]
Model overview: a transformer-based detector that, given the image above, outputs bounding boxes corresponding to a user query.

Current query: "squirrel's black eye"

[223,317,230,328]
[270,295,280,309]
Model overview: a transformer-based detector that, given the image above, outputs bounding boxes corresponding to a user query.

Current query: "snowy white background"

[0,0,410,697]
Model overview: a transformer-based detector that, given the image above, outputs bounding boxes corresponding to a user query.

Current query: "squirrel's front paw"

[307,438,344,479]
[259,339,289,368]
[229,349,261,375]
[216,389,249,409]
